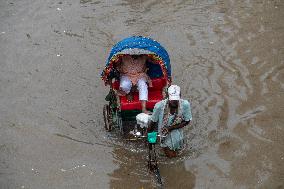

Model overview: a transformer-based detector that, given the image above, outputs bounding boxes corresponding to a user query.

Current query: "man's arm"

[147,101,162,132]
[147,120,157,132]
[168,120,190,131]
[162,120,190,134]
[162,100,192,134]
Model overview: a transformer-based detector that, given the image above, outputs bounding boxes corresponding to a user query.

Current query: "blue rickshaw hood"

[101,36,171,82]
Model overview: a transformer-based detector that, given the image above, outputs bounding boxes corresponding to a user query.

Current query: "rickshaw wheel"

[103,104,112,132]
[114,110,122,132]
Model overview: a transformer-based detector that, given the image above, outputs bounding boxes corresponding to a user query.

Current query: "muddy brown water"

[0,0,283,188]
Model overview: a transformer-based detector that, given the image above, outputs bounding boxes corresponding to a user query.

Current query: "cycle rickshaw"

[101,36,172,186]
[101,36,171,134]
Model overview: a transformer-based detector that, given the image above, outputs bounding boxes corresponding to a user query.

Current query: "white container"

[136,113,151,128]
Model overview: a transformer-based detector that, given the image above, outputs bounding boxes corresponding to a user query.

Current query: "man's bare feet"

[117,89,126,96]
[141,100,150,114]
[126,93,133,101]
[142,109,151,114]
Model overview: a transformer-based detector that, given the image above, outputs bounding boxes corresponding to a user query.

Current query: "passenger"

[148,85,192,158]
[118,54,152,114]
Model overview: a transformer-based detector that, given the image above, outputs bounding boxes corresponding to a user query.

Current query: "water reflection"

[109,145,153,189]
[160,161,195,189]
[109,143,196,189]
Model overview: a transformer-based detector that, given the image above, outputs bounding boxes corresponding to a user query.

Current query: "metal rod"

[148,143,163,187]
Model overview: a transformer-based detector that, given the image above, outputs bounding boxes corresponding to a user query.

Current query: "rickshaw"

[101,36,171,134]
[101,36,171,186]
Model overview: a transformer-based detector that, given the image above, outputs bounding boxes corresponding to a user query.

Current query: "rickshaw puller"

[148,85,192,158]
[118,54,152,113]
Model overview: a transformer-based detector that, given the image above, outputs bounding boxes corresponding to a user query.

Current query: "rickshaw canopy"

[101,36,171,83]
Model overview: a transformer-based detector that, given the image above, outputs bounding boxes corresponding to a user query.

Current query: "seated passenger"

[117,54,152,113]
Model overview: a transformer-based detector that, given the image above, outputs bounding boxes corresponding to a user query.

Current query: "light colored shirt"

[151,99,192,132]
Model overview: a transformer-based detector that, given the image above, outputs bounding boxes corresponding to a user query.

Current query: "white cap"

[168,85,180,100]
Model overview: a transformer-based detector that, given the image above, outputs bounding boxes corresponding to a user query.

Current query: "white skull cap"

[168,85,180,100]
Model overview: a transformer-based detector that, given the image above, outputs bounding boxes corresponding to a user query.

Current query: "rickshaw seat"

[112,78,167,111]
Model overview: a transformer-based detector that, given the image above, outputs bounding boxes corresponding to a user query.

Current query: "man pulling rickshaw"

[148,84,192,158]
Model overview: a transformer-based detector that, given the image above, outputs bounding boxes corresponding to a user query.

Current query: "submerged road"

[0,0,283,188]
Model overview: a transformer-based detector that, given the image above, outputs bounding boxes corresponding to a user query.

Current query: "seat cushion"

[149,77,167,91]
[119,91,163,110]
[111,77,167,111]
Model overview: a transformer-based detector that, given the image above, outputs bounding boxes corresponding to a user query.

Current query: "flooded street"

[0,0,283,188]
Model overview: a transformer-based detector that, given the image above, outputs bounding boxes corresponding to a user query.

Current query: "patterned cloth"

[150,99,192,150]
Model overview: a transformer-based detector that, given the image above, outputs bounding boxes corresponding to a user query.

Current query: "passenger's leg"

[119,75,132,95]
[137,78,149,113]
[119,76,134,101]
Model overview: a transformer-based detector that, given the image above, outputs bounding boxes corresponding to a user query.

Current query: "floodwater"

[0,0,283,188]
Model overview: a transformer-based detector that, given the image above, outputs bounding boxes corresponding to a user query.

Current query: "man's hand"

[147,120,157,132]
[165,120,190,133]
[160,121,190,137]
[162,127,169,135]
